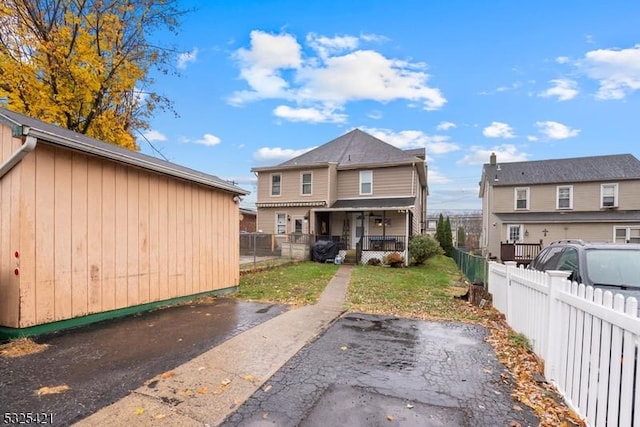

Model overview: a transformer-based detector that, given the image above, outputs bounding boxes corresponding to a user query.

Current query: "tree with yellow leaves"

[0,0,185,149]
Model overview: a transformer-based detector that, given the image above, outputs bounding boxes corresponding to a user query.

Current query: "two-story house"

[251,129,428,263]
[479,153,640,262]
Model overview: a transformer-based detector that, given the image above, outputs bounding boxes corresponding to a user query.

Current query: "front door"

[351,213,369,249]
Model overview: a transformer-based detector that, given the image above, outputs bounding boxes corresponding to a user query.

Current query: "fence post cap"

[546,270,571,279]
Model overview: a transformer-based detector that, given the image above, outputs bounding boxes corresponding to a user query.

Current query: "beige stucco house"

[251,129,428,264]
[0,108,248,338]
[479,153,640,262]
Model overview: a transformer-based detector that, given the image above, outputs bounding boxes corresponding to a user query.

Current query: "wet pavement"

[0,298,288,426]
[222,313,540,427]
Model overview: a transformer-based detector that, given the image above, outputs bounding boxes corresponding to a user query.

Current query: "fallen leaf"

[513,404,523,411]
[36,384,70,395]
[387,415,394,421]
[179,389,194,397]
[340,345,348,351]
[263,384,272,392]
[134,408,145,415]
[160,371,175,379]
[406,404,414,409]
[483,368,493,374]
[221,378,232,386]
[262,412,269,419]
[154,414,166,420]
[197,387,208,394]
[242,374,255,382]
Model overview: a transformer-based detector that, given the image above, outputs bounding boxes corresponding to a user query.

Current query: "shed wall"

[5,139,238,328]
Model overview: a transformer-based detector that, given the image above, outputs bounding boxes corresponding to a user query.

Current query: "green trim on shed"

[0,286,238,341]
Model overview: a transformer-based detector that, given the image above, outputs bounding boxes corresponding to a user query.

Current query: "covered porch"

[311,197,415,265]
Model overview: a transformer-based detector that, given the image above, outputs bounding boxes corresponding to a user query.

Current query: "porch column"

[404,210,410,266]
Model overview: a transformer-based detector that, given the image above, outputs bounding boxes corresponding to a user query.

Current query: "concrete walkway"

[76,265,352,426]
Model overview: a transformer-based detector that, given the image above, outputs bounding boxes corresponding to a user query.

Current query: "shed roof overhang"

[0,109,249,196]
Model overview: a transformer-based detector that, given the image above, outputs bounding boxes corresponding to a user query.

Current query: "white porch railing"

[488,262,640,427]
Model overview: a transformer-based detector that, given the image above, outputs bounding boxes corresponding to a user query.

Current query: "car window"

[555,247,579,280]
[532,246,565,271]
[585,249,640,287]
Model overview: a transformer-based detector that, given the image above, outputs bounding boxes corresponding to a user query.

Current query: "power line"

[135,129,169,162]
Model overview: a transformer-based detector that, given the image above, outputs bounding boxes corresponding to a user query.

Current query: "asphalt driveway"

[222,313,540,427]
[0,298,288,426]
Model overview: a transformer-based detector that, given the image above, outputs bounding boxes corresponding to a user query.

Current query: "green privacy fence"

[453,247,488,286]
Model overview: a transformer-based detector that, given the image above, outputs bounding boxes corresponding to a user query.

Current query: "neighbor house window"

[360,170,373,195]
[271,174,281,196]
[556,185,573,209]
[301,172,312,195]
[514,187,529,210]
[614,226,640,243]
[601,183,618,208]
[276,213,286,234]
[294,218,304,233]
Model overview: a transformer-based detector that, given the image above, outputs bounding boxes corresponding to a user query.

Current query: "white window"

[507,224,522,243]
[276,213,286,234]
[601,183,618,208]
[271,174,281,196]
[360,170,373,195]
[301,172,312,195]
[556,185,573,209]
[514,187,529,210]
[614,226,640,243]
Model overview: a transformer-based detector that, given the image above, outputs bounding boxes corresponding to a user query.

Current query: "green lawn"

[236,262,339,306]
[234,256,479,322]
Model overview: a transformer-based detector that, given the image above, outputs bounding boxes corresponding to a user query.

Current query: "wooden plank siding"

[0,137,239,328]
[491,181,640,212]
[255,167,329,203]
[337,166,415,199]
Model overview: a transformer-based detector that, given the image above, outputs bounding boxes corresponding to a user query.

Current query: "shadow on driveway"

[0,297,288,426]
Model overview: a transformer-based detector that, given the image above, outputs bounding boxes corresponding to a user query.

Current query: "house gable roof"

[277,129,424,169]
[482,154,640,188]
[0,108,248,195]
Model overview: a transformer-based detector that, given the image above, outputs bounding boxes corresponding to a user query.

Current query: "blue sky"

[139,0,640,212]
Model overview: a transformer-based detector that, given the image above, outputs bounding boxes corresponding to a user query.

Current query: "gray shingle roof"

[484,154,640,186]
[278,129,424,168]
[0,108,248,195]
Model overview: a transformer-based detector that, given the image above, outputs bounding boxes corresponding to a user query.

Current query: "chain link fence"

[453,247,487,286]
[240,233,313,271]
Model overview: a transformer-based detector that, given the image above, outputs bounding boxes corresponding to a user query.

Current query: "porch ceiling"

[326,197,415,211]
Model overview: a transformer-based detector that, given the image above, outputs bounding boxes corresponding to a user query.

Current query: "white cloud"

[556,56,570,64]
[141,130,167,142]
[298,50,446,110]
[427,169,452,184]
[273,105,347,123]
[539,79,579,101]
[458,144,529,166]
[527,135,539,142]
[436,121,456,131]
[360,127,459,162]
[367,110,383,119]
[229,31,302,104]
[253,146,314,163]
[177,48,198,69]
[194,133,221,146]
[229,30,446,119]
[483,122,515,139]
[581,44,640,100]
[535,121,580,139]
[306,33,359,59]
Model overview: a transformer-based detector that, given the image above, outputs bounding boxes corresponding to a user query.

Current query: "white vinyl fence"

[488,261,640,427]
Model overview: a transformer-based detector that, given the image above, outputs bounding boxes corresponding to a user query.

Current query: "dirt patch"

[0,338,49,358]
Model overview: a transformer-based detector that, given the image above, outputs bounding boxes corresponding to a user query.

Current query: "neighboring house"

[0,108,248,338]
[251,129,428,264]
[239,208,257,232]
[479,152,640,262]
